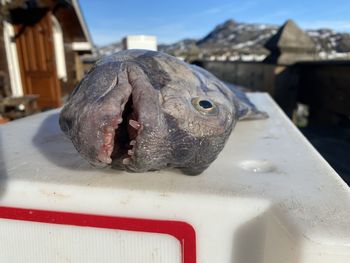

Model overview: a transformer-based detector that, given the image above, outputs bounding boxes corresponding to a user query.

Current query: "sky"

[79,0,350,46]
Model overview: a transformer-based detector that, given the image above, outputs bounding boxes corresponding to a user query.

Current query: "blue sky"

[80,0,350,46]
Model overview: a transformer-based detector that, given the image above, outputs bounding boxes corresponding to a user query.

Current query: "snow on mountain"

[98,42,123,56]
[98,19,350,61]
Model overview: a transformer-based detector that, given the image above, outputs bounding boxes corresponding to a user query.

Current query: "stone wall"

[193,60,276,94]
[297,61,350,124]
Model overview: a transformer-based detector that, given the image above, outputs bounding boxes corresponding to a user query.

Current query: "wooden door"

[15,11,61,109]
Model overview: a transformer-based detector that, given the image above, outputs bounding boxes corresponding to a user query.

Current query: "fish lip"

[96,117,122,165]
[97,89,142,169]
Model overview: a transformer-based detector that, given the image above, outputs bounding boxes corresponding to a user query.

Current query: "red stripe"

[0,206,196,263]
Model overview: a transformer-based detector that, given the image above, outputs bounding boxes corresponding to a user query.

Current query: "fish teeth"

[128,149,134,156]
[105,126,114,133]
[104,133,113,145]
[129,119,141,129]
[122,158,132,165]
[97,152,112,164]
[130,140,136,145]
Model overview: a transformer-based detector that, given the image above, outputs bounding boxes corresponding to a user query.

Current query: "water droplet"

[239,160,276,173]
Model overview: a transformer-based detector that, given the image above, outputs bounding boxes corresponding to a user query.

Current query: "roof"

[265,19,316,52]
[71,0,94,51]
[0,0,95,53]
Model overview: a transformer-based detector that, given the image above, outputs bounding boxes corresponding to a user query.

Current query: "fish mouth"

[97,91,141,168]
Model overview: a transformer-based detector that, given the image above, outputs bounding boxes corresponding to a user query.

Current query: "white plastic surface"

[0,219,181,263]
[0,93,350,263]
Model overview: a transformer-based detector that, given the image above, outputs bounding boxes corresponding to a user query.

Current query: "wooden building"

[0,0,94,110]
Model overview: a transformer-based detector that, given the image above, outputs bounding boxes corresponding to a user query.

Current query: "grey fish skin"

[59,49,267,175]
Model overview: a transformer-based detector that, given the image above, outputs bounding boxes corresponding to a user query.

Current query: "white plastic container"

[0,93,349,263]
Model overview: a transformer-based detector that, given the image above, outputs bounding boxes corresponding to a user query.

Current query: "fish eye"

[199,100,213,109]
[191,97,218,115]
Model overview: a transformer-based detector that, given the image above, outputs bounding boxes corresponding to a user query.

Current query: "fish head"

[59,50,237,175]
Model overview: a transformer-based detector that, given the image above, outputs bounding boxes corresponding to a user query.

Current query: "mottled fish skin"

[59,49,267,175]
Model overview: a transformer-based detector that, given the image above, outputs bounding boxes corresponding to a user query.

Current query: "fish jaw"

[59,81,134,167]
[112,65,170,172]
[59,61,163,171]
[60,87,147,170]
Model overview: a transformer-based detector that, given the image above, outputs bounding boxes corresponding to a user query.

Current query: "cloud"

[195,1,258,17]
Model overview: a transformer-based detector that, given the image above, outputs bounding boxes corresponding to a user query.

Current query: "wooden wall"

[0,23,10,98]
[53,8,85,100]
[1,5,90,103]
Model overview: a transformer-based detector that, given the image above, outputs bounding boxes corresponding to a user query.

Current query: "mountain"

[197,20,277,54]
[158,38,198,57]
[156,20,279,61]
[98,19,350,61]
[307,28,350,58]
[159,19,350,61]
[98,42,123,56]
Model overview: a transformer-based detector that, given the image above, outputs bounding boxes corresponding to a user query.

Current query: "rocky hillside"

[99,19,350,61]
[99,42,123,56]
[307,29,350,58]
[196,20,277,55]
[160,19,350,61]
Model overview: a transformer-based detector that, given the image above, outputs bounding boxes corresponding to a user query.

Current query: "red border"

[0,206,196,263]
